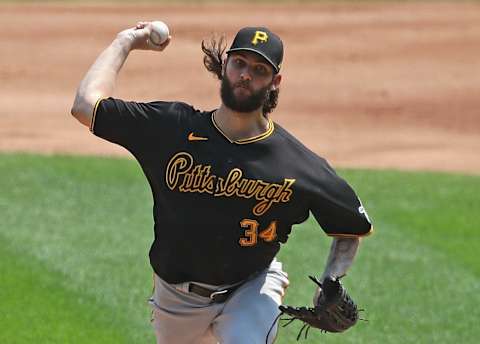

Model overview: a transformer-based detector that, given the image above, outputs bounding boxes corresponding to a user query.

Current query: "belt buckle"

[209,289,229,303]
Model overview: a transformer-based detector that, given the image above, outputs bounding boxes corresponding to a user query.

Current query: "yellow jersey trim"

[211,112,274,145]
[89,97,107,133]
[327,226,374,238]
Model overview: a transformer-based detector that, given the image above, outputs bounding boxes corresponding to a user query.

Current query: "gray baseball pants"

[148,259,289,344]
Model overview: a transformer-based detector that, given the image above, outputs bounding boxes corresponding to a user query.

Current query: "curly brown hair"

[201,36,280,115]
[201,35,226,81]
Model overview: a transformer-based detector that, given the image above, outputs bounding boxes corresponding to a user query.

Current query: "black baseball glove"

[279,276,362,340]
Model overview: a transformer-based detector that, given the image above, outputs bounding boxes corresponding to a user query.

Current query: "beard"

[220,76,271,113]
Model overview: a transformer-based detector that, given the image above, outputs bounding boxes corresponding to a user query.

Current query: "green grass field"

[0,153,479,343]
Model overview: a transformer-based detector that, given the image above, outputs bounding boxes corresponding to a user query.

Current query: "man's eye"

[254,66,268,75]
[234,59,246,67]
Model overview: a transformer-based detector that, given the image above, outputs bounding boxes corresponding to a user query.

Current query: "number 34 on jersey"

[239,219,278,247]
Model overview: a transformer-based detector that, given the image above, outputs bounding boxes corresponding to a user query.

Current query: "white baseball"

[149,21,169,46]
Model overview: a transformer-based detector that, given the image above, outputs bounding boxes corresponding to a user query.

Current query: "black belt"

[188,282,242,304]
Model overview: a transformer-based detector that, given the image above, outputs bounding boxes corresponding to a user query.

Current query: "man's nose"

[240,70,252,81]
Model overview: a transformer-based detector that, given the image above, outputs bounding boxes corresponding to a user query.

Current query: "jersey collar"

[211,111,274,145]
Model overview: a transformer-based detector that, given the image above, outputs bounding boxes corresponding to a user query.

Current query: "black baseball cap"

[226,27,283,73]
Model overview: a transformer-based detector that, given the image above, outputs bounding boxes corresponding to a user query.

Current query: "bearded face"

[220,74,272,113]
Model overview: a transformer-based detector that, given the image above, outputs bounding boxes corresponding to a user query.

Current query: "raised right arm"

[70,22,171,127]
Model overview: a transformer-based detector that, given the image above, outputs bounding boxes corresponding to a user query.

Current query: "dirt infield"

[1,2,479,175]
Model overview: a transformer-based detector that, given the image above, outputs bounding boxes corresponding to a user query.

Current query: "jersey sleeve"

[308,159,373,237]
[90,97,186,150]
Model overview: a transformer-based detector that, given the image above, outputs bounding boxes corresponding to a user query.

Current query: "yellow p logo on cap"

[251,31,268,45]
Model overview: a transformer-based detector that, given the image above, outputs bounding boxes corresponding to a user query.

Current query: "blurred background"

[1,0,479,173]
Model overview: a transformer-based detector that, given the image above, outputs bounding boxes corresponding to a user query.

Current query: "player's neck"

[214,105,269,142]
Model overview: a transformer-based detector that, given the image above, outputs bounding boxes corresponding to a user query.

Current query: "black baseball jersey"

[91,98,372,285]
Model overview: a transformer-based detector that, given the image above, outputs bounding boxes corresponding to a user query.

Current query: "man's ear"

[271,74,282,90]
[222,56,229,77]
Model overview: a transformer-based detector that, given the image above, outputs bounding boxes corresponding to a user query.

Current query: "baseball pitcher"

[71,22,373,343]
